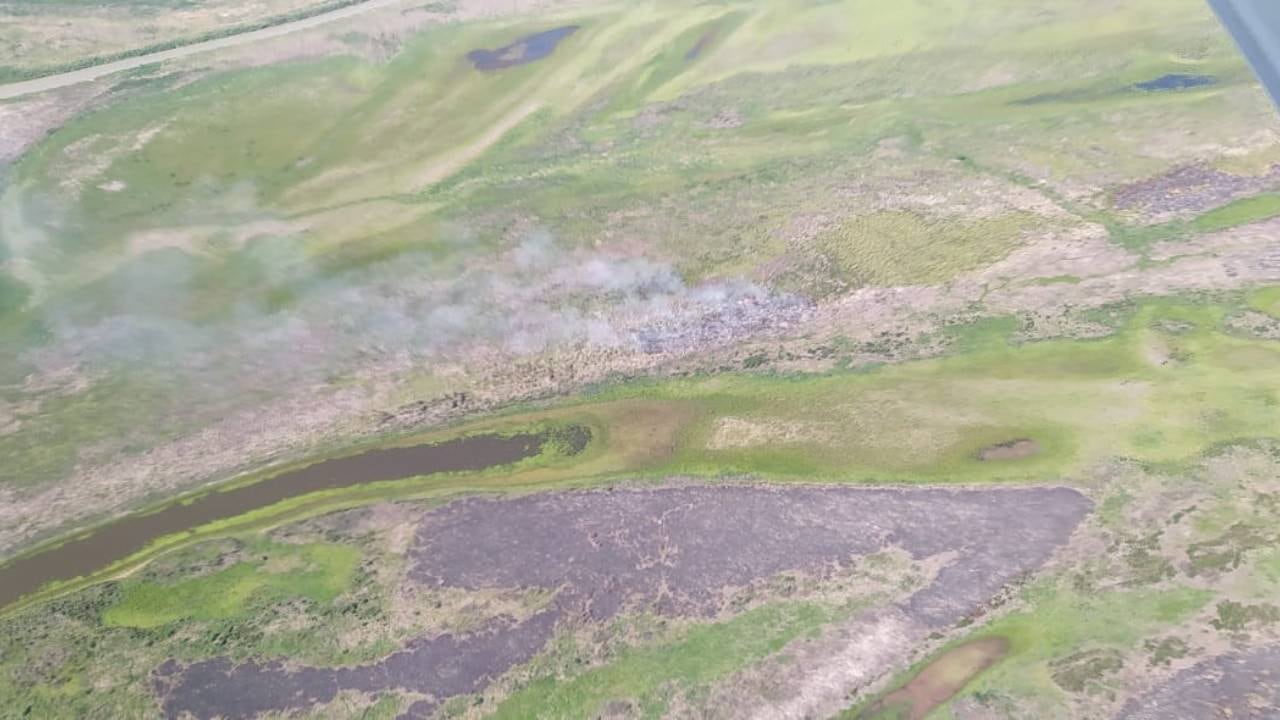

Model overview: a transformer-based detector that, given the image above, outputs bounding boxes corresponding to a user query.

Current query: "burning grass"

[3,0,1280,544]
[6,293,1280,615]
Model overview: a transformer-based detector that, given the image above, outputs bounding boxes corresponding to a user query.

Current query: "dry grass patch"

[817,211,1036,287]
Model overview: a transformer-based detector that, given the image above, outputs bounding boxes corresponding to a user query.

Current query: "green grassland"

[845,430,1280,719]
[3,0,1267,296]
[844,585,1213,720]
[1193,192,1280,232]
[1075,191,1280,253]
[3,291,1280,716]
[3,0,1277,502]
[1,537,369,718]
[7,290,1280,612]
[490,603,829,719]
[1250,286,1280,317]
[102,537,360,629]
[624,295,1280,484]
[816,211,1039,288]
[4,2,1280,714]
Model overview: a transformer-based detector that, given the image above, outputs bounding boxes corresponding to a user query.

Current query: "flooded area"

[1134,74,1216,91]
[858,637,1010,720]
[0,428,589,609]
[467,26,578,71]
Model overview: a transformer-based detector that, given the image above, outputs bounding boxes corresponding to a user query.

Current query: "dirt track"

[0,0,402,100]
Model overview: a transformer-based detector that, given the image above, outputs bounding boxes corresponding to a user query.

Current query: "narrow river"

[0,426,589,608]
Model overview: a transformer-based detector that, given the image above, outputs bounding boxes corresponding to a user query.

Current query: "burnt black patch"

[155,605,564,720]
[1112,163,1280,218]
[152,484,1091,718]
[1118,646,1280,719]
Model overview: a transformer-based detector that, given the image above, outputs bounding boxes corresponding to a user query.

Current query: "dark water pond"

[467,25,578,70]
[0,427,589,609]
[686,30,715,60]
[1135,74,1217,91]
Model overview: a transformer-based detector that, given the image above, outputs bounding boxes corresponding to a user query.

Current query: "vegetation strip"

[7,290,1280,615]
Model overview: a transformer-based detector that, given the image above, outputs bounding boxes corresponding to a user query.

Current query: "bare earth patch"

[705,416,835,450]
[859,638,1010,720]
